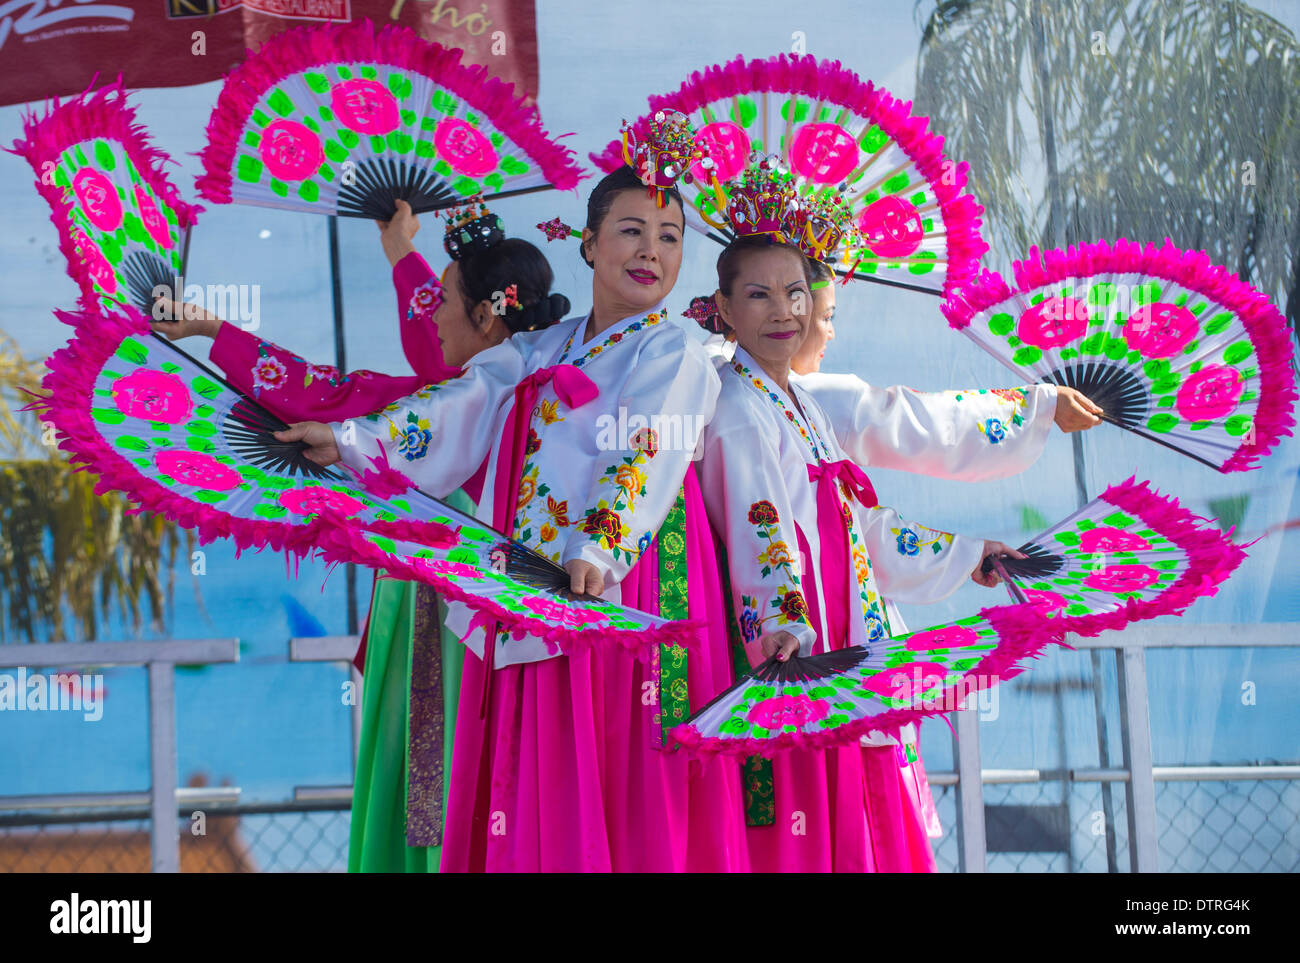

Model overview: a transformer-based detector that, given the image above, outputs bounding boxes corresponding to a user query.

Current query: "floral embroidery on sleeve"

[537,399,564,425]
[510,412,569,560]
[408,278,441,320]
[364,384,441,424]
[951,386,1029,444]
[577,427,657,564]
[848,514,889,641]
[981,417,1007,443]
[745,499,813,635]
[892,524,955,556]
[249,342,349,398]
[390,410,433,461]
[251,353,288,395]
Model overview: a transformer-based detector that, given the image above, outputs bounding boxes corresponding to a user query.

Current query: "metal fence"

[1,624,1297,872]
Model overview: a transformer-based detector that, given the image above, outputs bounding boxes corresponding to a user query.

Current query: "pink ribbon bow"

[494,364,599,537]
[807,458,878,509]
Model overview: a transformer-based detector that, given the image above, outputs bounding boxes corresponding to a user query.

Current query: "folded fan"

[943,239,1298,472]
[10,81,199,316]
[197,19,584,220]
[675,476,1244,756]
[591,54,986,297]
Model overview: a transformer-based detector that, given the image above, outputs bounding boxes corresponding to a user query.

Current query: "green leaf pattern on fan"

[93,334,450,528]
[967,272,1264,466]
[53,138,185,310]
[1012,501,1189,620]
[359,532,674,638]
[679,94,946,290]
[227,63,545,214]
[706,616,1002,741]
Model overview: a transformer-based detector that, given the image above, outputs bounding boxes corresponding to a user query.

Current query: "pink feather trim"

[196,18,585,204]
[672,474,1247,758]
[591,54,988,298]
[308,515,700,660]
[589,138,624,174]
[941,239,1298,472]
[671,601,1066,758]
[7,79,202,316]
[38,305,358,559]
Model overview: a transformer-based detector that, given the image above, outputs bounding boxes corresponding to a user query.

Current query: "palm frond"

[0,332,195,642]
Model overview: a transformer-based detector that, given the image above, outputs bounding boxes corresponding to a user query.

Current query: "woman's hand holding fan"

[375,198,421,268]
[148,298,223,341]
[275,421,341,468]
[1053,384,1105,432]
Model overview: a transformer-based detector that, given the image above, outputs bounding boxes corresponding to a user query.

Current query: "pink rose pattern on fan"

[692,121,749,183]
[279,488,365,517]
[259,120,325,181]
[1025,589,1068,612]
[857,196,924,258]
[1176,365,1244,421]
[331,79,400,136]
[154,451,241,491]
[133,185,173,249]
[73,230,117,293]
[1124,302,1198,358]
[72,167,123,231]
[414,558,482,580]
[862,661,950,700]
[1018,297,1089,349]
[788,123,859,183]
[112,369,193,424]
[905,624,979,651]
[747,694,830,730]
[1079,527,1152,553]
[1083,564,1160,593]
[434,118,498,176]
[520,595,610,628]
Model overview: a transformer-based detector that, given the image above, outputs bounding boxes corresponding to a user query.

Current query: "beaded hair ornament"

[441,196,506,260]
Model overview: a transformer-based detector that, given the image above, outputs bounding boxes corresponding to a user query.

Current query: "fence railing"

[0,639,239,872]
[1,625,1296,872]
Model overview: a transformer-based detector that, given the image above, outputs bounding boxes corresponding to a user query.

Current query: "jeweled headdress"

[620,109,722,208]
[796,191,856,265]
[714,155,803,241]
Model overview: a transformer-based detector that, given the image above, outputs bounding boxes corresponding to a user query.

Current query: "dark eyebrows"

[616,216,647,225]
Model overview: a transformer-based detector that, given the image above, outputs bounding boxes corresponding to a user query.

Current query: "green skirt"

[347,494,469,873]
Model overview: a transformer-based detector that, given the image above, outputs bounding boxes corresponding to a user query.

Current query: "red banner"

[0,0,538,107]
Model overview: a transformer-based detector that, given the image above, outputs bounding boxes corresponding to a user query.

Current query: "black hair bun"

[511,291,572,332]
[547,292,571,321]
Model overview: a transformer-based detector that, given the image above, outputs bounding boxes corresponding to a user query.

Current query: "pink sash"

[806,459,877,649]
[479,365,598,714]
